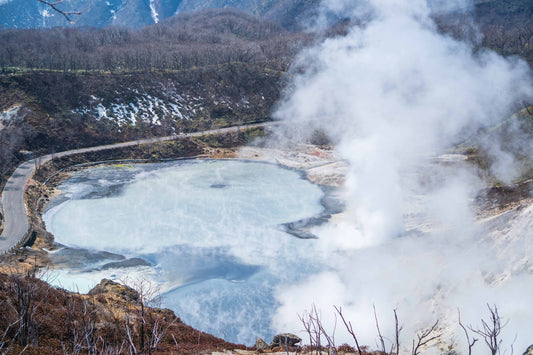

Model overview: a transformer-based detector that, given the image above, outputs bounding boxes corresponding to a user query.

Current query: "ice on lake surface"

[43,159,326,345]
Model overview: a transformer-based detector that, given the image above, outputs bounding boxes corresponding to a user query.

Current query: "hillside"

[0,271,247,354]
[0,66,284,185]
[434,0,533,64]
[1,0,532,31]
[0,9,306,186]
[1,1,532,196]
[178,0,321,30]
[0,9,303,72]
[0,0,320,30]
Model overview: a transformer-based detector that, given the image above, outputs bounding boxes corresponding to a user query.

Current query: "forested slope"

[0,9,305,185]
[0,2,532,187]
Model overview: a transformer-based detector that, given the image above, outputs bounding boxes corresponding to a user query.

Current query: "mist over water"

[43,160,326,344]
[271,0,533,353]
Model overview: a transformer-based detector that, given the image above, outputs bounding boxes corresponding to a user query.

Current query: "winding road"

[0,122,278,255]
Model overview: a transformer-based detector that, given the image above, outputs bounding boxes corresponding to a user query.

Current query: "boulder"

[254,337,268,350]
[269,333,302,348]
[88,278,139,302]
[523,344,533,355]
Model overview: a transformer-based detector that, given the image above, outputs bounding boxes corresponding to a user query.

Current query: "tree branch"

[411,320,441,355]
[37,0,81,23]
[458,309,478,355]
[334,305,362,355]
[373,305,386,353]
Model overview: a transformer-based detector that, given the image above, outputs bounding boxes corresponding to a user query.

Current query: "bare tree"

[3,271,42,347]
[121,277,177,354]
[61,294,97,355]
[148,313,177,352]
[37,0,81,23]
[124,314,138,355]
[334,306,363,355]
[298,305,323,354]
[393,309,403,355]
[458,309,478,355]
[298,305,447,354]
[411,320,441,355]
[373,305,387,354]
[0,306,28,355]
[94,336,126,355]
[469,304,507,355]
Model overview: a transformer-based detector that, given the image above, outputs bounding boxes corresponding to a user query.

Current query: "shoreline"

[40,152,346,273]
[7,136,529,274]
[3,137,533,354]
[22,143,346,350]
[0,140,347,269]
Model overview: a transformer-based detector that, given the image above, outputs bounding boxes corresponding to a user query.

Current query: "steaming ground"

[40,145,533,352]
[243,145,533,352]
[268,0,533,353]
[264,148,533,354]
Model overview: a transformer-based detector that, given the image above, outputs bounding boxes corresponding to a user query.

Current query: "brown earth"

[0,270,248,354]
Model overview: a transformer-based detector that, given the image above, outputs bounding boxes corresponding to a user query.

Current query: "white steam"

[272,0,533,353]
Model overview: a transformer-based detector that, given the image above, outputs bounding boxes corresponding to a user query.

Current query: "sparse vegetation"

[0,271,245,354]
[193,127,266,148]
[297,304,517,355]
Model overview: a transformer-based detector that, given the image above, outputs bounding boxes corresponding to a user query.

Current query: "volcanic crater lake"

[43,159,327,345]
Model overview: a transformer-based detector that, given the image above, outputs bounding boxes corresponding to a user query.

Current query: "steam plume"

[271,0,533,352]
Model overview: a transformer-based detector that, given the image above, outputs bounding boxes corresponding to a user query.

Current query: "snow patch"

[78,89,206,127]
[75,85,248,128]
[96,104,108,119]
[0,105,22,131]
[0,105,21,122]
[39,9,52,18]
[149,0,159,23]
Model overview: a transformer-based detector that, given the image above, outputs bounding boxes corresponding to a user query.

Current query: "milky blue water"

[43,159,325,345]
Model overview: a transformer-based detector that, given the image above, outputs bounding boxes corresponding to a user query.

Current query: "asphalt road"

[0,122,277,255]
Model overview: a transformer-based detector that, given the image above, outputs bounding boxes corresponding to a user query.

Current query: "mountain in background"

[2,0,532,31]
[0,0,320,29]
[0,0,181,29]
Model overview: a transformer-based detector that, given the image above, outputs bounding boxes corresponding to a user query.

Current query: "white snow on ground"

[211,95,236,110]
[76,89,221,127]
[0,105,20,122]
[149,0,159,23]
[0,105,22,130]
[96,103,108,119]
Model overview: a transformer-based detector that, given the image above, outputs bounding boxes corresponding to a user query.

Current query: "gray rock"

[269,333,302,348]
[101,257,152,270]
[523,344,533,355]
[254,337,268,350]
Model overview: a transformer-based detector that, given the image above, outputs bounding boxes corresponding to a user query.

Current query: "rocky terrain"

[1,1,533,354]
